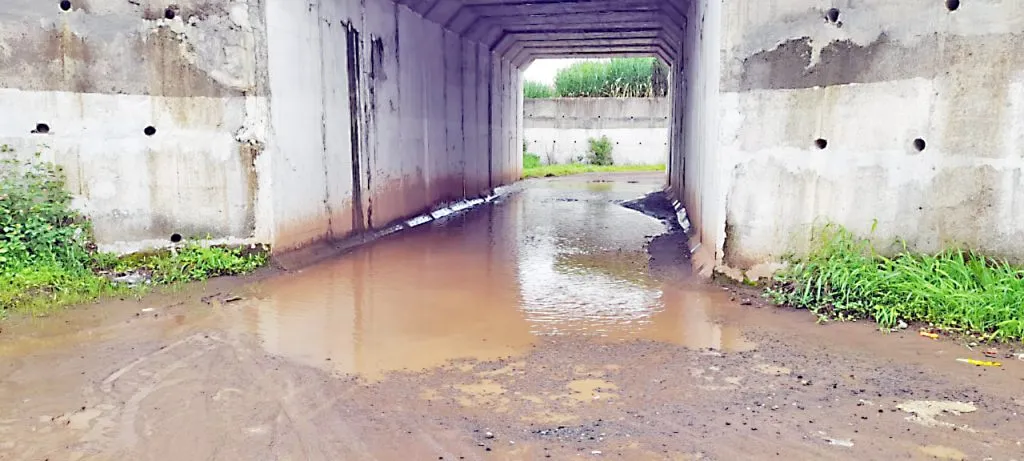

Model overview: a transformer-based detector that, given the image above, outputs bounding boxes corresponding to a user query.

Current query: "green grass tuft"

[766,223,1024,342]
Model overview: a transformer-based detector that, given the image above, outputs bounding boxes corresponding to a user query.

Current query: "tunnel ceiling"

[397,0,688,66]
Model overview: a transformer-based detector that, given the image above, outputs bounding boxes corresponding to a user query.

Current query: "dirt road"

[1,174,1022,460]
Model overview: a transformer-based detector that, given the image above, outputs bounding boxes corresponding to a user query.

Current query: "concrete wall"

[523,98,669,166]
[672,0,1024,279]
[0,0,269,252]
[0,0,521,254]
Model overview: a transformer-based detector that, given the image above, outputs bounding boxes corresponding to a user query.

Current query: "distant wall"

[523,98,668,166]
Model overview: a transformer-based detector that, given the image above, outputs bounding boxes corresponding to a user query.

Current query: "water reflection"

[244,176,753,379]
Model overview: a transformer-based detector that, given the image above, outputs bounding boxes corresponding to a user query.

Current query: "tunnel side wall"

[677,0,1024,277]
[0,0,521,254]
[0,0,270,253]
[263,0,521,251]
[670,0,723,275]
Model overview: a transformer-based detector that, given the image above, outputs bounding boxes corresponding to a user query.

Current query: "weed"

[767,223,1024,342]
[587,136,614,166]
[523,153,541,169]
[0,148,268,315]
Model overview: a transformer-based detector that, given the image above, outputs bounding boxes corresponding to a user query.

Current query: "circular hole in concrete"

[913,138,927,152]
[826,8,840,23]
[946,0,960,11]
[170,233,183,243]
[814,138,828,150]
[164,8,176,20]
[59,0,72,11]
[144,126,157,136]
[34,123,50,134]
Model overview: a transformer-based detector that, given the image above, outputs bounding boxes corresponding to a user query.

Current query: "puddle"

[918,445,967,460]
[240,177,755,379]
[566,378,619,403]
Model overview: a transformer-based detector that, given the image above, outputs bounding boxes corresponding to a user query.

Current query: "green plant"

[767,223,1024,342]
[523,80,555,99]
[523,153,541,169]
[587,136,614,166]
[553,58,667,98]
[0,150,92,267]
[0,147,268,314]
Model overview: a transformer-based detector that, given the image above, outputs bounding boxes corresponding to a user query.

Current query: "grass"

[766,223,1024,342]
[553,58,669,98]
[523,162,665,179]
[524,80,555,99]
[1,147,268,316]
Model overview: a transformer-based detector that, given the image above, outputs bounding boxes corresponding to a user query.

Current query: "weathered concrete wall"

[668,0,721,275]
[672,0,1024,278]
[0,0,269,252]
[0,0,521,254]
[524,98,669,166]
[229,0,522,252]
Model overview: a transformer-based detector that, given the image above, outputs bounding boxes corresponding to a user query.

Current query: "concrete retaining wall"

[673,0,1024,278]
[0,0,521,254]
[523,98,669,166]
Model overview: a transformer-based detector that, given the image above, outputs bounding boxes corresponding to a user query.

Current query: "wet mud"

[2,172,1023,460]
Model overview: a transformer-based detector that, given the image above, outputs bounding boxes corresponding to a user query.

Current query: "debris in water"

[983,348,999,358]
[919,331,939,340]
[956,358,1001,367]
[897,320,909,330]
[141,308,154,313]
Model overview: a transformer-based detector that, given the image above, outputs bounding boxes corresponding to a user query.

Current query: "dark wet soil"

[622,190,691,278]
[1,173,1023,461]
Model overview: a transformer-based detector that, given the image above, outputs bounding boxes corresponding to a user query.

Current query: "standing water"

[243,174,753,380]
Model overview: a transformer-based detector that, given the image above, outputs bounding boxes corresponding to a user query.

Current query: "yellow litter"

[956,358,1001,367]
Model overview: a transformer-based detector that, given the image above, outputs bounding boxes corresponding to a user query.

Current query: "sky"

[522,58,608,85]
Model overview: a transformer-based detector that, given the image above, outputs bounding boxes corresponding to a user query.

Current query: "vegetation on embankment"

[524,57,670,99]
[0,148,266,315]
[766,223,1024,342]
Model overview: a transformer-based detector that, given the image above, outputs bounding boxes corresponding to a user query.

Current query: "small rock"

[740,299,753,306]
[484,431,494,439]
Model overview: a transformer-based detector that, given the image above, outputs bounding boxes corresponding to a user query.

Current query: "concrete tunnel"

[3,0,1023,278]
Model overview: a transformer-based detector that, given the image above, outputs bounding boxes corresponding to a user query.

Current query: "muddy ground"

[1,173,1022,460]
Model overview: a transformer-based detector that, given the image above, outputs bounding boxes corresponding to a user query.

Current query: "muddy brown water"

[1,173,1022,460]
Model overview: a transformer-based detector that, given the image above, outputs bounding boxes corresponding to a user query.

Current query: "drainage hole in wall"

[59,0,72,11]
[33,123,51,134]
[814,138,828,150]
[144,126,157,136]
[170,233,183,243]
[913,138,927,152]
[946,0,960,11]
[164,8,176,20]
[826,8,840,23]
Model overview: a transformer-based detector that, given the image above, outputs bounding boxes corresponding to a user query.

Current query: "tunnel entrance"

[520,57,672,176]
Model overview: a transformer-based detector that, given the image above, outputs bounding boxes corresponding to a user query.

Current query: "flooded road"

[2,173,1023,460]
